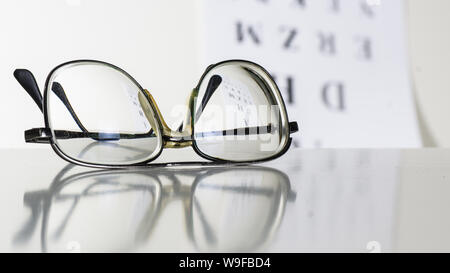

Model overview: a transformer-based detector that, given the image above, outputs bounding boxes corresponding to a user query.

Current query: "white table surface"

[1,147,450,253]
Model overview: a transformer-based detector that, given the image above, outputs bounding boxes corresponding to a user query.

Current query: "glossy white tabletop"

[1,148,450,253]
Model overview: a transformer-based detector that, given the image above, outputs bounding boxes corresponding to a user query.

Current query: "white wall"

[0,0,200,149]
[1,0,449,148]
[407,0,450,147]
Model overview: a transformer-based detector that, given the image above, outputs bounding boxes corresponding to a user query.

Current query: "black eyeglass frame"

[15,59,299,169]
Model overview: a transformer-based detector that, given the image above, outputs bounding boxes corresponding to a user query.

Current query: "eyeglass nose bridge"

[141,89,197,149]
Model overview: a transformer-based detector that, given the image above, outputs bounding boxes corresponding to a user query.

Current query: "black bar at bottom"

[1,253,446,272]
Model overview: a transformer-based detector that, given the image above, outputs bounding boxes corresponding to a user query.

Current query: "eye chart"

[198,0,421,148]
[123,83,151,133]
[220,76,256,127]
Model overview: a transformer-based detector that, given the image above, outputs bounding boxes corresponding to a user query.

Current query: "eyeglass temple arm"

[50,82,90,133]
[289,121,299,134]
[24,122,298,144]
[23,128,154,143]
[14,69,157,144]
[194,123,298,138]
[16,70,298,143]
[176,75,222,132]
[13,69,89,133]
[13,69,44,112]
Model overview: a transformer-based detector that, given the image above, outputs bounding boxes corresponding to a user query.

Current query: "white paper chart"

[198,0,421,148]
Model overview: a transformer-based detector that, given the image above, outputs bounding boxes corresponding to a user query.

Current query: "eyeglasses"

[14,59,298,168]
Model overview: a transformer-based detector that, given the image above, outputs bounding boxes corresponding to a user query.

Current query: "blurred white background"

[0,0,202,149]
[0,0,449,148]
[408,0,450,146]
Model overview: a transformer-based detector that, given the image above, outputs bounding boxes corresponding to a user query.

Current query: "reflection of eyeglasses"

[15,164,296,252]
[14,59,299,168]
